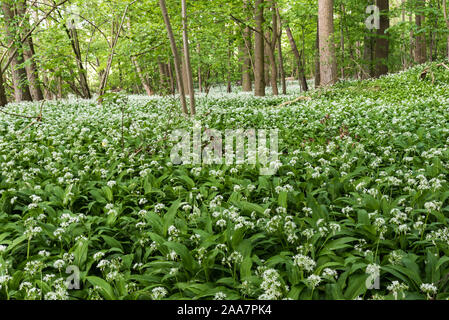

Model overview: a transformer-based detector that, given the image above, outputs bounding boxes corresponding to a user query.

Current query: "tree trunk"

[266,0,279,95]
[285,26,308,92]
[17,1,44,101]
[197,44,203,93]
[166,62,175,94]
[374,0,389,77]
[181,0,195,115]
[254,0,265,96]
[227,36,232,93]
[340,3,345,78]
[318,0,337,86]
[132,56,153,96]
[414,0,427,64]
[444,0,449,60]
[242,24,253,92]
[315,20,321,88]
[363,32,375,79]
[158,60,169,94]
[65,24,91,99]
[159,0,188,114]
[0,75,7,107]
[1,2,33,102]
[277,23,287,95]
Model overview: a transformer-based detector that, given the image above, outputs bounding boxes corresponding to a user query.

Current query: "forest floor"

[1,62,449,300]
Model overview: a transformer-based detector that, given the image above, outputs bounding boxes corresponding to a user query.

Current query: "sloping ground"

[0,62,449,300]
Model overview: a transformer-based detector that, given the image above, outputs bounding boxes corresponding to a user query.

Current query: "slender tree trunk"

[167,62,175,94]
[57,75,63,99]
[286,26,308,92]
[132,56,153,96]
[315,20,321,88]
[363,32,375,78]
[2,2,33,102]
[409,12,414,66]
[65,24,91,99]
[242,23,253,91]
[181,0,195,115]
[158,60,167,91]
[318,0,337,86]
[197,44,203,93]
[277,20,287,95]
[0,75,7,107]
[159,0,188,114]
[254,0,265,96]
[444,0,449,60]
[340,3,345,78]
[266,0,279,95]
[227,36,232,93]
[374,0,389,77]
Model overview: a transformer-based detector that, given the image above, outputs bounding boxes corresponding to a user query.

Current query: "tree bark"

[277,21,287,95]
[181,0,195,115]
[18,0,44,101]
[132,56,153,96]
[254,0,265,96]
[285,26,308,92]
[374,0,389,77]
[318,0,337,86]
[242,8,253,92]
[266,0,279,95]
[1,1,33,102]
[159,0,188,114]
[166,62,175,95]
[197,44,203,93]
[0,75,7,107]
[414,0,427,64]
[315,20,321,88]
[444,0,449,60]
[64,24,91,99]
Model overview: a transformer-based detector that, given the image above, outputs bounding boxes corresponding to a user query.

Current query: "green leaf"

[86,276,116,300]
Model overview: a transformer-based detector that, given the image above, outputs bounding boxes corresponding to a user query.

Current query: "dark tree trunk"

[254,0,265,96]
[374,0,389,77]
[363,32,375,78]
[65,24,91,99]
[0,75,7,107]
[415,0,427,64]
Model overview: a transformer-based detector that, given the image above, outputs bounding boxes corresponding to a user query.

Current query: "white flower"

[366,264,380,278]
[214,292,227,300]
[387,281,408,300]
[216,219,226,228]
[293,254,316,272]
[152,287,168,300]
[420,283,437,298]
[306,274,321,288]
[107,181,116,188]
[53,259,65,269]
[93,252,105,261]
